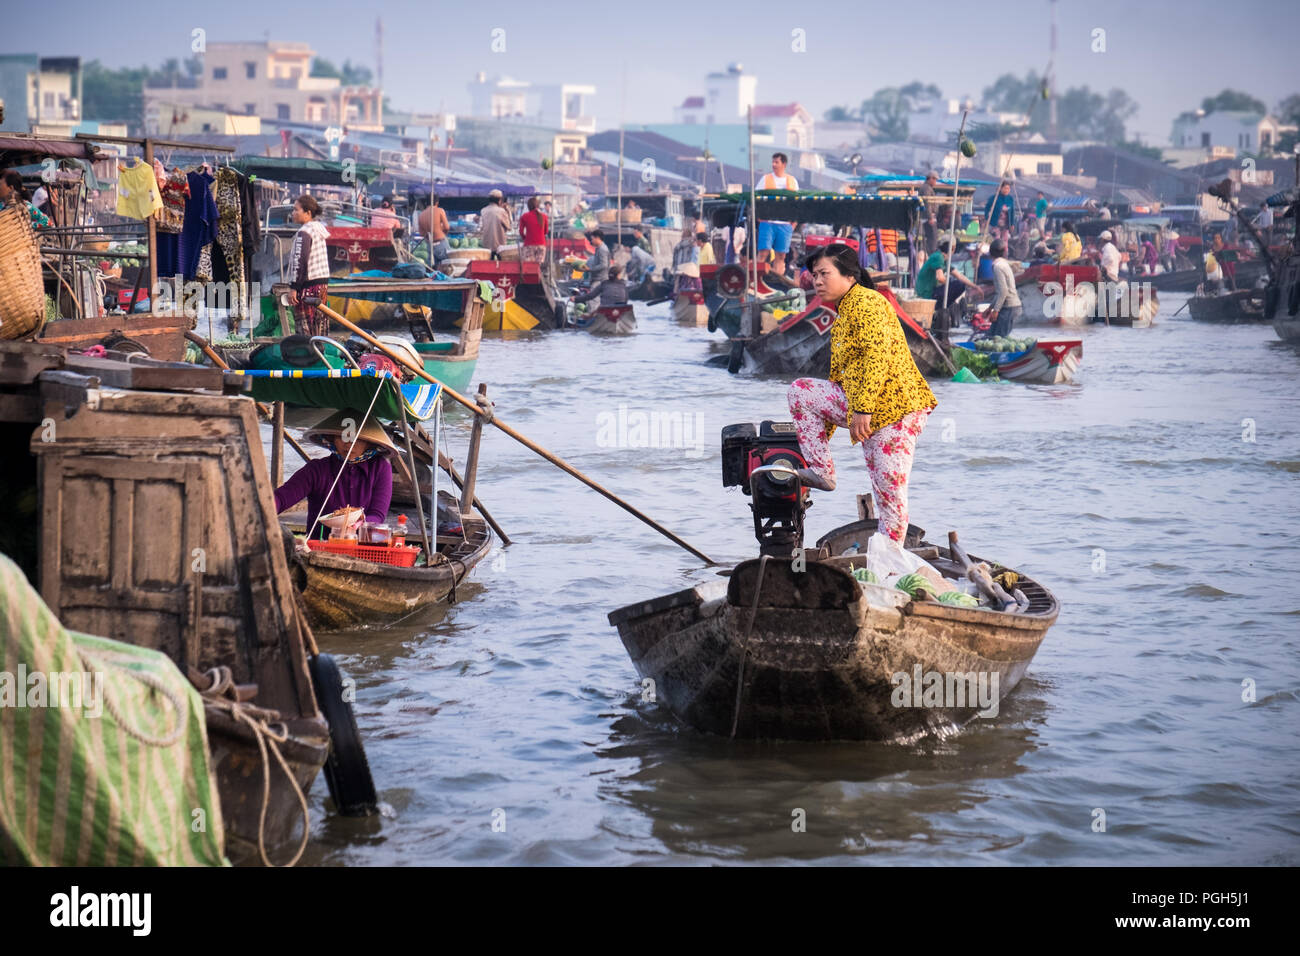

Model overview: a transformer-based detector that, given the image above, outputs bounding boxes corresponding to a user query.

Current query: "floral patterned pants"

[787,378,930,544]
[293,282,330,338]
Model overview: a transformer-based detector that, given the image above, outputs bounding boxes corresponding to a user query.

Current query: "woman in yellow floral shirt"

[787,244,937,545]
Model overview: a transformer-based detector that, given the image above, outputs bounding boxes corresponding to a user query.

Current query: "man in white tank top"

[756,152,799,277]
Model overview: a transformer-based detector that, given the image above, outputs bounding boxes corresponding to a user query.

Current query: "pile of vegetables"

[108,242,147,267]
[950,347,998,380]
[974,336,1037,355]
[894,571,981,607]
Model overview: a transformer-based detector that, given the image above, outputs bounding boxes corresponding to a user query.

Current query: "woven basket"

[596,207,642,225]
[0,204,47,341]
[898,297,936,330]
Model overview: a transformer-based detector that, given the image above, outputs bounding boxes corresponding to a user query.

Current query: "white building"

[466,74,595,133]
[1170,110,1296,154]
[907,98,1028,144]
[673,63,758,125]
[752,103,815,150]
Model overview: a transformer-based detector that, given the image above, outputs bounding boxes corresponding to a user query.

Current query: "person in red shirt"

[519,196,549,263]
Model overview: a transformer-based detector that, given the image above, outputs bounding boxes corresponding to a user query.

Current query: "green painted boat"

[414,340,476,394]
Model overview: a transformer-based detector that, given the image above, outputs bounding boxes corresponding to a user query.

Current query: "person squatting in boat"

[274,408,397,536]
[787,244,937,547]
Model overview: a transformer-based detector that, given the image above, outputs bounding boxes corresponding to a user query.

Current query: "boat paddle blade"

[309,653,380,816]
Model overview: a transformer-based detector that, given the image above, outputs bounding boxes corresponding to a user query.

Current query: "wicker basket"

[897,297,936,330]
[0,204,47,341]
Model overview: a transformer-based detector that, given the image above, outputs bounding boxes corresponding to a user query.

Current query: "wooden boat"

[38,310,193,360]
[467,260,564,331]
[955,339,1083,384]
[1187,288,1269,322]
[238,365,495,630]
[1270,254,1300,342]
[574,303,637,335]
[1014,262,1157,327]
[608,515,1059,741]
[673,290,709,326]
[1,342,338,863]
[291,515,492,629]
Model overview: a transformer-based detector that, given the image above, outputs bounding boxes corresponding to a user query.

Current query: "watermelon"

[937,590,980,607]
[450,237,462,249]
[851,567,878,585]
[894,572,932,597]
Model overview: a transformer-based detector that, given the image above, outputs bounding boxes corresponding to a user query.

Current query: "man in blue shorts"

[756,152,799,278]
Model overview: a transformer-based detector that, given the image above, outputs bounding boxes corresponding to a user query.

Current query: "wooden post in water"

[459,383,487,515]
[144,137,158,315]
[271,401,286,488]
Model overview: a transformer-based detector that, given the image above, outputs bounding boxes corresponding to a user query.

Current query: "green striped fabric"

[0,555,227,866]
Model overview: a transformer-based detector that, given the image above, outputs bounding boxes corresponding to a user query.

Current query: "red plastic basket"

[306,538,421,567]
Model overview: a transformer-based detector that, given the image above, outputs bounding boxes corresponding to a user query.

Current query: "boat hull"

[296,517,492,629]
[673,293,709,326]
[1188,290,1267,322]
[608,524,1058,741]
[576,305,637,335]
[994,340,1082,384]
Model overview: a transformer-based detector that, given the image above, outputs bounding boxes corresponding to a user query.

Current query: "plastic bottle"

[394,515,408,548]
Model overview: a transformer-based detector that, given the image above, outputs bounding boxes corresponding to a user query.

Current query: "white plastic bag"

[865,532,931,587]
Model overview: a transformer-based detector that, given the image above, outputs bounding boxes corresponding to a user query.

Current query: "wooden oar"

[947,530,1017,611]
[1171,297,1191,317]
[186,331,313,464]
[318,303,717,564]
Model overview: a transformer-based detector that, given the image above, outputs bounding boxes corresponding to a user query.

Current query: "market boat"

[572,303,638,335]
[955,339,1083,385]
[706,192,935,377]
[1270,254,1300,342]
[232,366,494,629]
[1014,262,1158,327]
[466,260,564,331]
[608,424,1059,741]
[0,341,373,864]
[673,289,709,326]
[1187,288,1269,322]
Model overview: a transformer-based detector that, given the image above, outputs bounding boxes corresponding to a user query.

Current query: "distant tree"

[898,81,942,104]
[1200,89,1267,115]
[81,60,150,122]
[1277,93,1300,126]
[311,58,341,79]
[183,55,203,79]
[824,105,856,122]
[982,72,1042,113]
[861,88,909,142]
[339,60,374,87]
[1117,140,1165,162]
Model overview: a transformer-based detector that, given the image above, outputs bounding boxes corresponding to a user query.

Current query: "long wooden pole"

[318,303,716,564]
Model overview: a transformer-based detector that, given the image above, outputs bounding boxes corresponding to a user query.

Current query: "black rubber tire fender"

[309,653,379,816]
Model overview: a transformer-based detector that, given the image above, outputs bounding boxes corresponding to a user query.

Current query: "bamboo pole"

[318,303,716,564]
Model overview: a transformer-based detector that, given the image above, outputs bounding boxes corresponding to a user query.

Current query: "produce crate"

[306,538,421,567]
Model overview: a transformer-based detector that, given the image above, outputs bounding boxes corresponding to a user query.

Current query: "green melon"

[894,572,931,597]
[937,590,980,607]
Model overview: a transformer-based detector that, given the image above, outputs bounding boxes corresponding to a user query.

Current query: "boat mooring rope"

[730,554,771,738]
[196,666,311,868]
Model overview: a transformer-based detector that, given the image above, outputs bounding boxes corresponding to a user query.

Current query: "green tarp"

[231,156,383,186]
[0,554,227,866]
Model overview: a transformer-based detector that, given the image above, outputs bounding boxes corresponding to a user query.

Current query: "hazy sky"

[6,0,1299,144]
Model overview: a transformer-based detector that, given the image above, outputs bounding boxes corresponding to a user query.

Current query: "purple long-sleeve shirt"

[274,454,393,535]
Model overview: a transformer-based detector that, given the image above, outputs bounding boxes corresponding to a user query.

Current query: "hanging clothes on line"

[155,168,190,280]
[180,168,218,281]
[213,166,249,328]
[115,159,162,220]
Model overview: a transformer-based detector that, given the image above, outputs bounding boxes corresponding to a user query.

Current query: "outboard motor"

[721,421,809,556]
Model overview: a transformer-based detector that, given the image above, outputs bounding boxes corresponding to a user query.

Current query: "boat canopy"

[228,368,442,421]
[409,181,535,198]
[231,156,383,186]
[712,190,922,231]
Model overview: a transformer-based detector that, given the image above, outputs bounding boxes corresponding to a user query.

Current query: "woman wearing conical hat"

[273,409,398,536]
